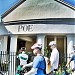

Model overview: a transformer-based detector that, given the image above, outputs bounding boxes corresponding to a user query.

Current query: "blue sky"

[64,0,75,6]
[0,0,20,15]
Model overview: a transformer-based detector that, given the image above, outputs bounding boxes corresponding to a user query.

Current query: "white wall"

[0,36,8,63]
[0,25,8,35]
[0,36,4,51]
[0,36,8,51]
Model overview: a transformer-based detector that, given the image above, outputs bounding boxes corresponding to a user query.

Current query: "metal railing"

[0,51,73,75]
[0,51,16,75]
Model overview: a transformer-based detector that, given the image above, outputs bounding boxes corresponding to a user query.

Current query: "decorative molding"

[3,18,75,25]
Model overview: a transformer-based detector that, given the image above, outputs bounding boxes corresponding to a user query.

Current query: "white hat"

[49,41,56,46]
[31,43,42,49]
[19,47,26,51]
[73,45,75,47]
[21,47,26,50]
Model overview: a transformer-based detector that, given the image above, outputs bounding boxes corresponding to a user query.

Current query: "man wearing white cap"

[49,41,59,74]
[23,43,46,75]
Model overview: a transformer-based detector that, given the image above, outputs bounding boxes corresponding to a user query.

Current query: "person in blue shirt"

[23,43,46,75]
[66,45,75,69]
[66,45,75,75]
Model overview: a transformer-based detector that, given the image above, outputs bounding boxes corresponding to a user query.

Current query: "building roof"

[2,0,75,22]
[55,0,75,10]
[1,0,26,19]
[3,18,75,25]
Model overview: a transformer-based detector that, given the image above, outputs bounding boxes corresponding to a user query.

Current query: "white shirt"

[18,52,28,65]
[50,48,59,71]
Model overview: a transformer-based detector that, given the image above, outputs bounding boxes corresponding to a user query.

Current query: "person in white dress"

[49,41,59,74]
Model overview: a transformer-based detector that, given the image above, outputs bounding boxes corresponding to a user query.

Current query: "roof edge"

[3,18,75,25]
[1,0,26,19]
[55,0,75,10]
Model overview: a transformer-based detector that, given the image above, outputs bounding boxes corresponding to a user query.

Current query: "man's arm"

[22,62,33,69]
[66,55,74,67]
[24,68,37,75]
[66,60,71,67]
[50,53,55,67]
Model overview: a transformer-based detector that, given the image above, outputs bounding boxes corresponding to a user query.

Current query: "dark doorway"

[17,39,26,52]
[7,36,10,54]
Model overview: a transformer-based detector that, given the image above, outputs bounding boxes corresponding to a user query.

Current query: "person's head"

[73,45,75,50]
[49,41,56,49]
[19,47,26,53]
[73,45,75,53]
[31,43,42,55]
[70,45,75,55]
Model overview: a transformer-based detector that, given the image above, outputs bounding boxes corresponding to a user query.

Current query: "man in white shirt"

[49,41,59,74]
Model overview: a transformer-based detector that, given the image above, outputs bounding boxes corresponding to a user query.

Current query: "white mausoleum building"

[0,0,75,74]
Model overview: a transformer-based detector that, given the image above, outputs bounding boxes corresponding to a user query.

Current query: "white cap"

[49,41,56,46]
[73,45,75,47]
[31,43,42,49]
[20,47,26,50]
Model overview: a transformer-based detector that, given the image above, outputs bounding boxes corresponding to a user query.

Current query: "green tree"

[44,47,51,58]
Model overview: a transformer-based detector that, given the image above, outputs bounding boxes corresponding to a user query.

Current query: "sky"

[0,0,20,15]
[64,0,75,6]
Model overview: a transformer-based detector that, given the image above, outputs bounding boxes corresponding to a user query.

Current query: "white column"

[3,36,8,63]
[9,35,17,75]
[37,34,46,55]
[67,35,74,69]
[0,36,4,63]
[0,36,3,51]
[4,36,8,52]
